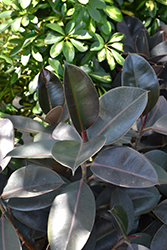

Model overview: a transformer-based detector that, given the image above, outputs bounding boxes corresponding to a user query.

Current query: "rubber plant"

[1,53,167,250]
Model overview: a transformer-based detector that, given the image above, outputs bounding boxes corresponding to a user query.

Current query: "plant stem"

[81,162,87,182]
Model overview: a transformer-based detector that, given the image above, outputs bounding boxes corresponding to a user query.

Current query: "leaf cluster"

[0,50,167,249]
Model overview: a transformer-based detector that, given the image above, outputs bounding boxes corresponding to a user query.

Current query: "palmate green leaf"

[2,165,64,199]
[98,48,106,62]
[104,5,122,22]
[110,205,129,242]
[7,139,56,159]
[156,0,167,5]
[45,31,63,45]
[72,30,92,40]
[64,62,99,133]
[87,3,101,22]
[0,114,44,133]
[38,67,64,114]
[48,58,63,76]
[0,10,13,18]
[0,216,22,250]
[70,38,88,52]
[63,41,75,62]
[19,0,31,9]
[152,114,167,135]
[87,87,147,145]
[11,17,22,32]
[122,53,159,113]
[0,19,13,32]
[0,55,13,64]
[51,135,106,174]
[108,32,124,43]
[46,23,65,35]
[50,41,64,58]
[150,224,167,250]
[106,49,115,70]
[91,146,159,188]
[48,180,96,250]
[0,119,14,172]
[21,47,31,66]
[32,46,43,62]
[110,48,124,65]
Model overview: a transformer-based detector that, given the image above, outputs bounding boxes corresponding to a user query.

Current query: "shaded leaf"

[2,165,64,199]
[0,216,22,250]
[48,180,96,250]
[153,200,167,224]
[46,23,65,35]
[122,53,159,113]
[87,4,101,22]
[52,135,106,174]
[150,224,167,250]
[45,106,63,124]
[87,87,148,145]
[64,62,99,133]
[0,119,14,172]
[152,114,167,135]
[110,205,129,241]
[38,67,64,114]
[91,146,159,188]
[124,187,161,217]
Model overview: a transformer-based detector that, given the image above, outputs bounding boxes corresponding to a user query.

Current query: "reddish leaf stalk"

[81,130,88,182]
[134,111,149,149]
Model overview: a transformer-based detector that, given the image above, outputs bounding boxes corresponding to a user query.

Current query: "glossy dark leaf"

[0,216,22,250]
[124,187,161,217]
[122,53,159,113]
[45,106,63,124]
[137,96,167,136]
[38,67,64,114]
[152,114,167,135]
[87,87,147,145]
[110,188,134,233]
[7,139,56,158]
[150,224,167,250]
[129,233,152,249]
[117,16,149,53]
[64,62,99,133]
[145,150,167,185]
[135,29,150,57]
[12,208,48,232]
[52,122,82,143]
[0,114,44,133]
[52,135,106,174]
[48,180,96,250]
[153,199,167,224]
[127,244,149,250]
[0,119,14,172]
[150,41,167,57]
[91,146,159,188]
[2,165,64,199]
[5,189,62,211]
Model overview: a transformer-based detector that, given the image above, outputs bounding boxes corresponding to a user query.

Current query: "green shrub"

[0,53,167,249]
[0,0,125,117]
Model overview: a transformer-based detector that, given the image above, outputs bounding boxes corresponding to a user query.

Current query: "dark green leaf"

[64,62,99,133]
[122,53,159,113]
[48,58,63,76]
[110,188,134,233]
[87,87,147,145]
[0,216,22,250]
[87,4,101,22]
[52,135,106,174]
[110,205,129,241]
[0,119,14,172]
[38,67,64,114]
[48,180,96,250]
[91,146,159,188]
[2,165,64,199]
